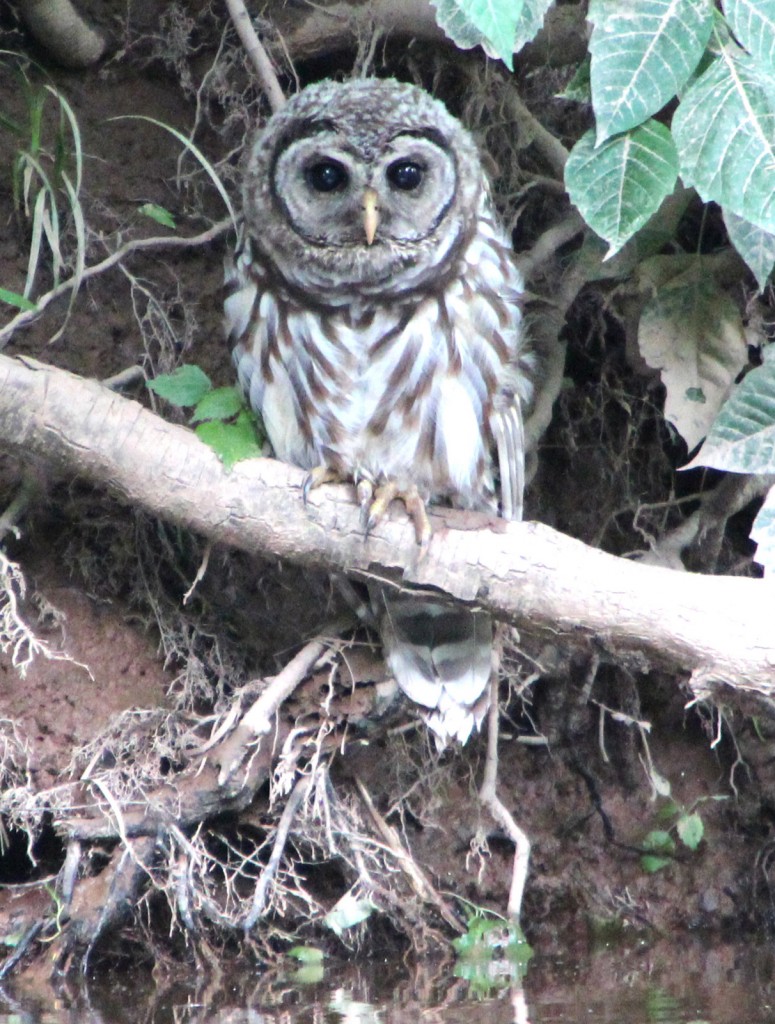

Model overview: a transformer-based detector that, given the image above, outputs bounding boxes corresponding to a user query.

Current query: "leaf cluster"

[147,365,264,469]
[640,794,727,873]
[436,1,775,573]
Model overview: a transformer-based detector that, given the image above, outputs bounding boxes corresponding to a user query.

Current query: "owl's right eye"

[305,160,349,193]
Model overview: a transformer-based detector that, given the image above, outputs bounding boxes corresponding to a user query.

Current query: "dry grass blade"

[109,115,238,230]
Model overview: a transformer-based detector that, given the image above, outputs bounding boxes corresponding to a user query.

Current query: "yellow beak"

[362,187,380,245]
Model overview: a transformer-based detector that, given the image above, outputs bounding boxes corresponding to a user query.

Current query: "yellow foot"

[358,479,432,546]
[301,465,342,504]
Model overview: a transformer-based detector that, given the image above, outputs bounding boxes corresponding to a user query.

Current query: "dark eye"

[305,159,348,193]
[387,160,424,191]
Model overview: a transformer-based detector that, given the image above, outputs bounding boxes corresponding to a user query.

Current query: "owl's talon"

[357,479,375,532]
[404,488,433,547]
[302,465,339,504]
[363,481,431,546]
[366,481,399,536]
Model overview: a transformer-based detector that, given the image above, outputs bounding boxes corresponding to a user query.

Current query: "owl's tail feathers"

[377,594,492,749]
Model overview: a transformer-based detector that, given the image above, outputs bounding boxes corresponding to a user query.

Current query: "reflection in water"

[2,939,775,1024]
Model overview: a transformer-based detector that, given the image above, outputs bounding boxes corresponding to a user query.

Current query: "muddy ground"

[1,0,774,985]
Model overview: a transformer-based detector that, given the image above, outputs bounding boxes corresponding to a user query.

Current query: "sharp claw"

[302,465,338,505]
[404,487,432,546]
[302,474,313,506]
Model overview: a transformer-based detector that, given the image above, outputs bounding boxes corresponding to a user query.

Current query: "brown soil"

[1,0,773,987]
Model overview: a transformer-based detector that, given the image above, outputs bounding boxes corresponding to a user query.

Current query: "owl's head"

[242,79,485,301]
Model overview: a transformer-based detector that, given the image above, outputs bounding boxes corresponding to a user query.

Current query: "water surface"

[2,938,774,1024]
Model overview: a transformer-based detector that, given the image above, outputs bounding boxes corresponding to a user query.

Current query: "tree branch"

[1,353,772,702]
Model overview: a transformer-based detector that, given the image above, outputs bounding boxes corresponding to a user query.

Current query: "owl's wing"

[492,396,525,522]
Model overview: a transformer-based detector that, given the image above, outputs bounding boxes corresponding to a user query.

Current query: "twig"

[503,89,569,179]
[244,774,310,930]
[101,365,146,391]
[0,919,45,979]
[216,619,353,786]
[479,674,531,920]
[638,473,775,572]
[183,541,211,605]
[354,774,463,933]
[516,209,586,282]
[0,219,232,349]
[225,0,286,113]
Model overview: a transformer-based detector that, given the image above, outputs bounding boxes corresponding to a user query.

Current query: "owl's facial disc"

[271,132,460,251]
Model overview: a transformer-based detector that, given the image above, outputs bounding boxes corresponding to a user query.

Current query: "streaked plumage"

[225,78,529,746]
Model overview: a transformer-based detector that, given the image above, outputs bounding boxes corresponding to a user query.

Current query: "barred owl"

[225,78,529,747]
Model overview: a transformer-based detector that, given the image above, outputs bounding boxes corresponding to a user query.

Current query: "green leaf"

[565,121,678,258]
[723,0,775,69]
[288,945,325,963]
[147,365,212,407]
[195,410,263,469]
[430,0,525,68]
[191,386,243,423]
[323,893,375,936]
[640,829,676,872]
[676,811,704,850]
[0,287,37,311]
[138,202,176,229]
[513,0,554,54]
[751,484,775,575]
[641,854,673,873]
[643,829,676,852]
[672,48,775,233]
[637,261,748,451]
[655,799,682,822]
[723,210,775,291]
[686,346,775,472]
[292,963,326,985]
[589,0,713,141]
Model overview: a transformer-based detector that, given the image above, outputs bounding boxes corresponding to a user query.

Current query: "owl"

[224,78,529,747]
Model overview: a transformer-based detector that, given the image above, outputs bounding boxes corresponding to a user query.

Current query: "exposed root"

[478,675,530,920]
[354,774,463,933]
[244,774,310,929]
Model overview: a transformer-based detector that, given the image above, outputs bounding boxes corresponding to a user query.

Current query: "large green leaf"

[190,386,244,424]
[672,48,775,233]
[514,0,554,54]
[147,364,211,407]
[723,210,775,291]
[565,121,678,258]
[723,0,775,68]
[195,410,263,469]
[438,0,551,62]
[430,0,526,68]
[686,346,775,472]
[638,261,748,451]
[588,0,713,141]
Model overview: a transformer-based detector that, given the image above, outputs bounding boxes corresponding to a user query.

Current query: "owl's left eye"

[305,160,349,192]
[386,160,424,191]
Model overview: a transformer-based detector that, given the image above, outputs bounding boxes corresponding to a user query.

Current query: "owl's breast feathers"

[225,207,526,515]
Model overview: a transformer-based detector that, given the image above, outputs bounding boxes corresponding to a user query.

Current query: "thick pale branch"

[1,354,773,699]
